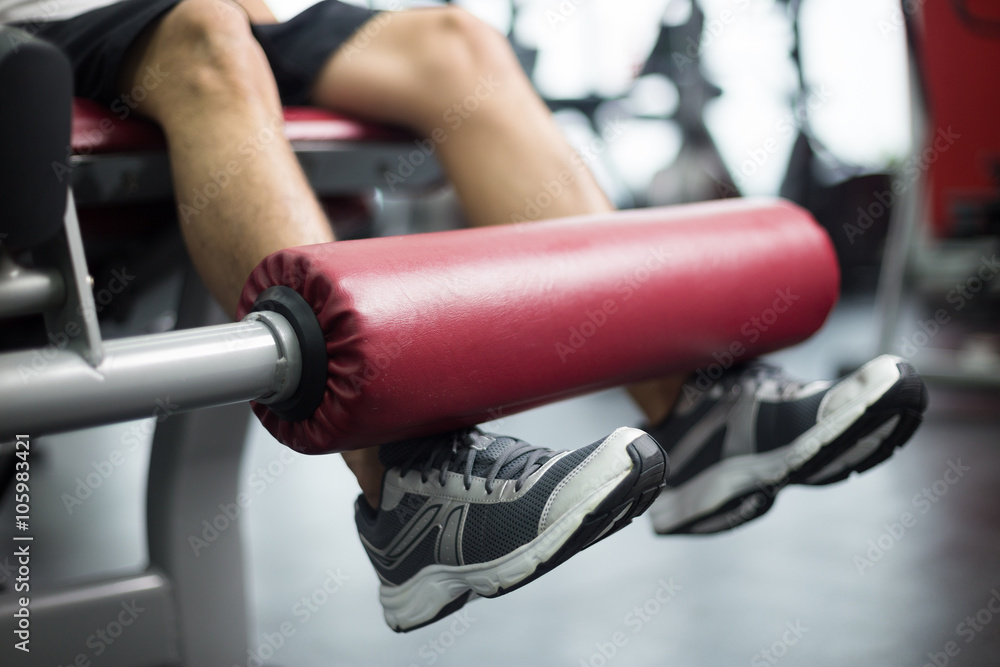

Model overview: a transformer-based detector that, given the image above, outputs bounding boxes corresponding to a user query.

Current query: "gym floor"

[5,293,999,666]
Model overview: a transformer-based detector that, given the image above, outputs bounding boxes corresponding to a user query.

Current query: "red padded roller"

[238,197,839,453]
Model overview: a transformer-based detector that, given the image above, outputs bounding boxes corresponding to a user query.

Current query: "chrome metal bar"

[0,312,298,438]
[33,190,105,365]
[875,37,928,357]
[146,266,250,667]
[0,247,65,318]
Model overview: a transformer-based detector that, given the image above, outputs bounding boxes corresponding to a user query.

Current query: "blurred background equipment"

[1,1,998,665]
[875,0,1000,385]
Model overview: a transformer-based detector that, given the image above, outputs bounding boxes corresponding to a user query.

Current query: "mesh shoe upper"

[356,430,603,586]
[652,363,833,486]
[648,355,926,536]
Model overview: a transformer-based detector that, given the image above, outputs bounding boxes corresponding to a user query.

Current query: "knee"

[148,0,273,104]
[406,7,517,96]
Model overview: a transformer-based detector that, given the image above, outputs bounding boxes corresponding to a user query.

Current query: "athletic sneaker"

[646,354,927,535]
[355,426,667,632]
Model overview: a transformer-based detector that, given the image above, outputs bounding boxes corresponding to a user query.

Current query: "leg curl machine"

[0,25,839,666]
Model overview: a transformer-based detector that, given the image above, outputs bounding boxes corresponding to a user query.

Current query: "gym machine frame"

[0,25,441,666]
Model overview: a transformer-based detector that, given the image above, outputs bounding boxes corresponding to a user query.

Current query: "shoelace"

[397,430,552,493]
[746,362,806,399]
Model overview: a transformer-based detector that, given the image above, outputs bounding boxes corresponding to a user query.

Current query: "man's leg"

[63,0,920,635]
[309,6,686,419]
[119,0,322,315]
[116,0,383,506]
[292,8,671,631]
[310,7,926,542]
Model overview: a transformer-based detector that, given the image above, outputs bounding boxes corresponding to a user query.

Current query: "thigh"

[308,5,519,132]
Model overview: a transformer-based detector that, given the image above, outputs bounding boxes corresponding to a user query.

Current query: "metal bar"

[147,267,251,666]
[0,314,294,439]
[0,247,65,318]
[70,141,444,206]
[0,571,180,666]
[34,191,105,365]
[875,34,928,356]
[148,401,253,666]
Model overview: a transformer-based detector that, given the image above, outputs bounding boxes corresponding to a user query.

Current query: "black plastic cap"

[251,286,327,422]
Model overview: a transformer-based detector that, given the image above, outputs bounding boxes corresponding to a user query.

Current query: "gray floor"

[6,294,1000,666]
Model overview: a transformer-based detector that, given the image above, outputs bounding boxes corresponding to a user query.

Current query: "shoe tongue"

[470,434,536,479]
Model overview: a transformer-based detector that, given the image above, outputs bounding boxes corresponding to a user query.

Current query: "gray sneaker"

[646,355,927,535]
[355,426,667,632]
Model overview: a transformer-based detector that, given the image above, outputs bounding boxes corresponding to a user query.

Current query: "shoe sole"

[649,356,927,535]
[380,427,668,632]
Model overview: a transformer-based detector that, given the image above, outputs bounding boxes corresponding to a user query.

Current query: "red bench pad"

[71,98,412,155]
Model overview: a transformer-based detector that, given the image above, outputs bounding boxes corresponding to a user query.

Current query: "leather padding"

[238,198,840,453]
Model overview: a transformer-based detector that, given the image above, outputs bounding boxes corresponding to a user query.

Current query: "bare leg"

[311,7,609,227]
[119,2,679,510]
[311,7,685,422]
[118,0,382,507]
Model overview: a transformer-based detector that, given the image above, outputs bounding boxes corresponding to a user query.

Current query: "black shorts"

[14,0,379,106]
